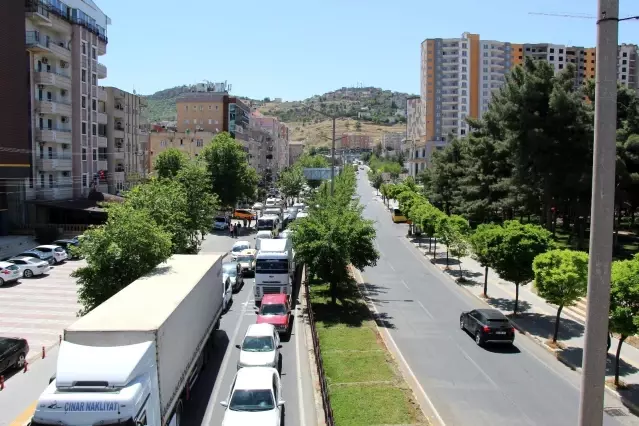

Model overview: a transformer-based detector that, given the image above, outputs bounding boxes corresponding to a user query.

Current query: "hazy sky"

[99,0,639,100]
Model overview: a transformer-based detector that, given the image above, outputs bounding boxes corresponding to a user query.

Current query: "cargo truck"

[254,238,295,304]
[31,253,227,426]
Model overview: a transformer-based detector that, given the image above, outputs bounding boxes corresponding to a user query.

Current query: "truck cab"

[257,215,280,235]
[254,239,294,304]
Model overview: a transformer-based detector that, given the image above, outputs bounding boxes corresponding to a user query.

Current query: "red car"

[256,294,291,337]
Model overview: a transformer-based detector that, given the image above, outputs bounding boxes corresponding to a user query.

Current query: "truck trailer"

[31,253,227,426]
[254,238,295,303]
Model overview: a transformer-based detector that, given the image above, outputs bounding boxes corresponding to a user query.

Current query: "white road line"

[354,268,446,426]
[401,279,410,289]
[388,262,396,272]
[417,300,434,320]
[295,303,307,426]
[201,283,254,426]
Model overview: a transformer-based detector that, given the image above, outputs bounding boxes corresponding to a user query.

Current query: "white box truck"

[254,238,295,304]
[31,254,227,426]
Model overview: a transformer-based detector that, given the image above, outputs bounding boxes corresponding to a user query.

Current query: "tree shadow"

[613,383,639,417]
[360,282,388,297]
[509,311,585,341]
[560,346,639,379]
[445,267,483,284]
[486,297,533,314]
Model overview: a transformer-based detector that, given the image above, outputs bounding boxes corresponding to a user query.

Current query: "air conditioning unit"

[60,61,68,68]
[41,58,48,64]
[61,117,68,123]
[62,171,69,177]
[61,90,67,96]
[38,85,45,90]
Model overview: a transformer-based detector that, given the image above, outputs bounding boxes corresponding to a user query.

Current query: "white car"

[7,256,50,278]
[236,324,281,371]
[252,202,264,210]
[237,249,257,277]
[220,367,284,426]
[0,261,21,286]
[222,271,233,312]
[214,216,229,230]
[296,212,309,219]
[34,245,67,264]
[231,240,251,260]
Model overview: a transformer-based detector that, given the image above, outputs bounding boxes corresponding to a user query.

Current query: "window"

[81,69,86,82]
[184,119,189,124]
[82,96,87,109]
[29,177,34,188]
[49,174,54,188]
[92,124,97,136]
[40,174,45,188]
[92,149,97,161]
[208,105,212,110]
[47,147,53,159]
[81,148,87,161]
[184,105,188,111]
[81,42,87,55]
[196,139,203,147]
[91,73,97,85]
[82,173,88,187]
[81,122,87,135]
[91,47,96,59]
[208,119,212,124]
[215,105,218,110]
[92,99,97,111]
[199,106,203,111]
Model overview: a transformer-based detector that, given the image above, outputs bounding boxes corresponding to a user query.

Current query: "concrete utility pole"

[578,0,619,424]
[331,117,336,195]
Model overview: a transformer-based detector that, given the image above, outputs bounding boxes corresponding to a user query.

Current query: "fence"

[11,223,90,236]
[303,271,335,426]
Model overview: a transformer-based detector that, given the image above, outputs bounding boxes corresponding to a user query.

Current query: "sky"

[99,0,639,101]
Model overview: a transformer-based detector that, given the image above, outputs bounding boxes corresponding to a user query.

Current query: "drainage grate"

[604,407,627,417]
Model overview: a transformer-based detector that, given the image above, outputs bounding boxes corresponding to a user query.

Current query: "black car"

[460,308,515,346]
[0,337,29,374]
[54,238,80,259]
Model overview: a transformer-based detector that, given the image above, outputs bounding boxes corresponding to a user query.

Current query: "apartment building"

[102,87,149,194]
[420,32,639,162]
[289,141,305,166]
[251,112,290,174]
[404,96,427,177]
[148,131,214,173]
[381,132,404,153]
[338,133,373,150]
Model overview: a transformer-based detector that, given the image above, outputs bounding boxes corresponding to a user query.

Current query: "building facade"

[148,131,214,173]
[103,87,149,194]
[381,132,404,153]
[339,133,373,150]
[251,113,290,174]
[420,32,639,164]
[404,96,426,177]
[288,141,305,166]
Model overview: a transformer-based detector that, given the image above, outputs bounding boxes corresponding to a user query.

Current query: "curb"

[300,272,327,426]
[404,237,639,416]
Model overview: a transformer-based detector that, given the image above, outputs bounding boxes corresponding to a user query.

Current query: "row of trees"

[383,180,639,385]
[290,166,379,304]
[72,132,258,314]
[420,57,639,251]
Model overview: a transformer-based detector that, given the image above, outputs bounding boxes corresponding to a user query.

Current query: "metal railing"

[303,271,335,426]
[25,30,48,48]
[38,126,71,132]
[39,153,72,160]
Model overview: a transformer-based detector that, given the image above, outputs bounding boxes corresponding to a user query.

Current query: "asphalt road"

[184,227,317,426]
[356,171,636,426]
[0,227,316,426]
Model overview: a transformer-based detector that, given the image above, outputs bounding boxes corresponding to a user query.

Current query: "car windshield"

[215,217,226,222]
[256,259,288,274]
[229,389,274,412]
[242,336,274,352]
[237,256,253,263]
[232,245,249,253]
[223,265,237,276]
[261,304,287,316]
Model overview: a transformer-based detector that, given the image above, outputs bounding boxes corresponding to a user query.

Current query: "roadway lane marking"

[201,282,254,425]
[388,262,396,272]
[401,279,410,290]
[295,303,307,426]
[352,267,446,426]
[9,401,37,426]
[416,300,434,320]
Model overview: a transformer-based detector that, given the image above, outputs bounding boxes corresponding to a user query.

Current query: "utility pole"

[331,117,336,195]
[578,0,619,425]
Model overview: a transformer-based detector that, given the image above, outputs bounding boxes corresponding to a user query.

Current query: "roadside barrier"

[304,273,335,426]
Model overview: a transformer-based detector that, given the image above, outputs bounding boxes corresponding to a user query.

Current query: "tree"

[370,171,383,194]
[355,121,362,132]
[291,168,379,304]
[533,249,588,343]
[154,148,188,179]
[609,255,639,386]
[469,224,501,297]
[176,161,219,244]
[435,214,469,267]
[72,203,172,314]
[125,179,191,253]
[297,153,329,169]
[278,166,306,203]
[201,132,258,209]
[486,221,554,314]
[448,230,470,281]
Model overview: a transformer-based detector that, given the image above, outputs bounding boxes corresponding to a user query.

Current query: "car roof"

[9,256,39,262]
[223,261,239,267]
[240,249,256,255]
[475,309,508,320]
[232,240,250,247]
[35,245,59,249]
[256,230,272,235]
[246,323,276,337]
[261,294,288,304]
[22,249,43,253]
[234,366,277,390]
[0,261,16,268]
[54,239,76,243]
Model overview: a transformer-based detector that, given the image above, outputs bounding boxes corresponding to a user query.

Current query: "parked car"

[256,294,291,338]
[0,337,29,374]
[220,367,284,426]
[252,202,264,211]
[236,249,257,277]
[460,308,515,346]
[6,256,50,278]
[235,323,281,371]
[223,274,233,312]
[223,261,244,293]
[53,238,80,259]
[32,245,67,264]
[231,240,251,261]
[0,262,21,286]
[213,216,229,231]
[16,249,55,265]
[233,209,257,221]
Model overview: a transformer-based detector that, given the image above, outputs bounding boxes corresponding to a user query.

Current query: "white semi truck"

[254,238,295,304]
[31,253,227,426]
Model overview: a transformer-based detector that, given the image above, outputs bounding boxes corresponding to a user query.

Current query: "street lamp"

[306,107,338,195]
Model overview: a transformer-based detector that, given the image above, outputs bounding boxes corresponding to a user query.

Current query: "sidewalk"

[375,193,639,413]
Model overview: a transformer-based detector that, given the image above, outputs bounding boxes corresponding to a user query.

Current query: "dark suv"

[460,308,515,346]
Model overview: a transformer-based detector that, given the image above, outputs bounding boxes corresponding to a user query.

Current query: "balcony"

[36,185,73,201]
[97,112,107,124]
[97,160,108,171]
[113,106,124,118]
[26,3,52,26]
[48,41,71,61]
[35,128,71,144]
[25,31,49,53]
[97,136,107,147]
[113,126,125,139]
[36,98,72,116]
[97,63,107,79]
[98,87,107,102]
[114,149,125,160]
[36,156,72,171]
[34,71,71,91]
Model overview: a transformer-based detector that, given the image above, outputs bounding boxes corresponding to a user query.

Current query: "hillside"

[144,85,416,146]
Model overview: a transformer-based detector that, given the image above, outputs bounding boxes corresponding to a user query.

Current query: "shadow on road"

[488,297,533,314]
[508,311,585,343]
[182,330,230,426]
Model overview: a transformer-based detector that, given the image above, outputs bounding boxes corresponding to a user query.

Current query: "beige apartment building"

[288,141,305,166]
[102,87,149,194]
[22,0,110,203]
[148,131,214,174]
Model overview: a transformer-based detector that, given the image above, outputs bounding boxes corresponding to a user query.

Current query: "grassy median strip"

[310,278,428,426]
